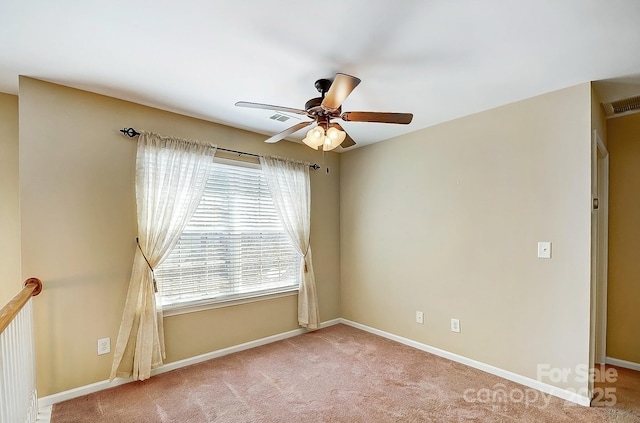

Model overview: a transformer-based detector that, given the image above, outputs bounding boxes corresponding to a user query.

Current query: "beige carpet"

[51,324,639,422]
[594,364,640,417]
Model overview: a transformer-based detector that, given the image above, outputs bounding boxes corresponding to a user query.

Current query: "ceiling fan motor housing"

[305,97,323,110]
[305,97,341,118]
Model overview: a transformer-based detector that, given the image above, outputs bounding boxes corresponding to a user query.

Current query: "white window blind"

[155,160,300,308]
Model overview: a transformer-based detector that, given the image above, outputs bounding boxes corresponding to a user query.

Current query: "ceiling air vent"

[602,95,640,118]
[268,113,298,123]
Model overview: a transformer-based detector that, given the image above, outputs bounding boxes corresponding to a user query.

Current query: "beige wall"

[18,77,341,396]
[340,84,593,393]
[0,93,21,306]
[606,112,640,364]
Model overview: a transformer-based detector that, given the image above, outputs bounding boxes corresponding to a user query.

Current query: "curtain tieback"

[136,237,158,293]
[303,241,310,273]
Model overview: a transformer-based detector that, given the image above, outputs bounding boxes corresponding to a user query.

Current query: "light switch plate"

[537,242,552,259]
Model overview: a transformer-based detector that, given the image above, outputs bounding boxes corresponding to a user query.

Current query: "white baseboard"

[339,319,591,407]
[38,318,341,408]
[36,405,52,423]
[605,356,640,371]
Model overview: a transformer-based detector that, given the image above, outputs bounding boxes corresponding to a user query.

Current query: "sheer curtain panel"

[110,132,216,381]
[259,156,320,329]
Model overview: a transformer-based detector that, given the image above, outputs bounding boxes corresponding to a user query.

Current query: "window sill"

[161,288,299,317]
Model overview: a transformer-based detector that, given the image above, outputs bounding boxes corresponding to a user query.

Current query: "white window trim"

[162,286,298,317]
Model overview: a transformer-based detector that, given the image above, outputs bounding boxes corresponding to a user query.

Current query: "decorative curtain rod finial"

[120,128,140,137]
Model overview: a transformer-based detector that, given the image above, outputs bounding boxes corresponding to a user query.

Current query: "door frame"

[589,128,609,400]
[592,129,609,366]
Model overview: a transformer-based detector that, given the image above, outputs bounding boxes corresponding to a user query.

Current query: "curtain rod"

[120,128,320,170]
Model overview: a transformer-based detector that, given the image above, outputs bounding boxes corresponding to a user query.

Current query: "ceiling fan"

[235,73,413,151]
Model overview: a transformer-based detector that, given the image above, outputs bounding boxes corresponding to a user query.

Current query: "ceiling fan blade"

[321,73,361,111]
[331,123,356,148]
[341,111,413,124]
[235,101,307,116]
[264,121,313,143]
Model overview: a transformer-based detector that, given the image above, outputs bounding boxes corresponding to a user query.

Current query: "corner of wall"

[590,82,607,145]
[0,92,21,306]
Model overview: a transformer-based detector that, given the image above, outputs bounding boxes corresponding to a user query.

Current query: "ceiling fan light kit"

[302,123,347,151]
[302,126,325,149]
[324,126,347,150]
[236,73,413,151]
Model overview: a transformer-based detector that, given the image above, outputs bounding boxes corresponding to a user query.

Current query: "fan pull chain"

[323,149,330,174]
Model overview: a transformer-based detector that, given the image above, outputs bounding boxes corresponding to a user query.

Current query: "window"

[155,159,300,309]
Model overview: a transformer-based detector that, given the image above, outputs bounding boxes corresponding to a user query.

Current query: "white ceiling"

[2,0,640,150]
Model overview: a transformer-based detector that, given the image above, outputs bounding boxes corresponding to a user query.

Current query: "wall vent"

[602,95,640,118]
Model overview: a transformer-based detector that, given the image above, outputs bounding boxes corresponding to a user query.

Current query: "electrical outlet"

[416,311,424,324]
[97,337,111,355]
[451,318,461,333]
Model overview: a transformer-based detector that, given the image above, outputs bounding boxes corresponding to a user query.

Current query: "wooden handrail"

[0,278,42,334]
